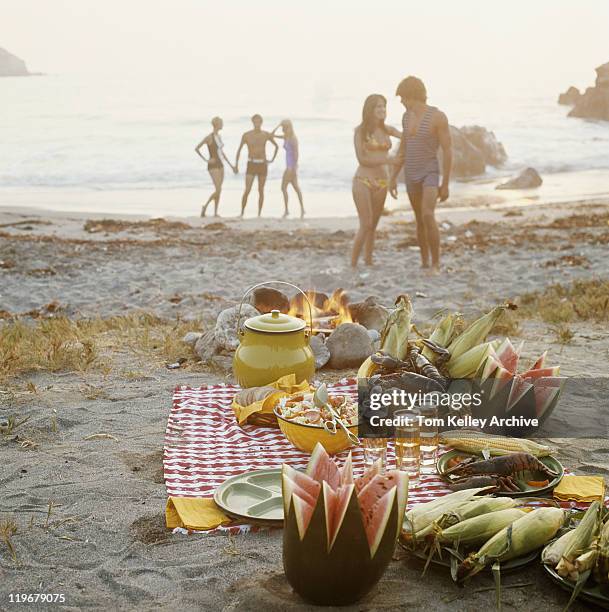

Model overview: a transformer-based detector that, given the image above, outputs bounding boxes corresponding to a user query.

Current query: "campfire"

[288,289,353,335]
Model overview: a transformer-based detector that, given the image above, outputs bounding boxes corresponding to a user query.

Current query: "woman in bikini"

[194,116,236,217]
[272,119,305,218]
[351,94,401,268]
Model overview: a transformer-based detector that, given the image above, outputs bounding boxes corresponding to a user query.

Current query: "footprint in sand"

[119,450,164,484]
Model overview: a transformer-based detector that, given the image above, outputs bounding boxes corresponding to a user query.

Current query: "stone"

[496,167,543,190]
[565,62,609,121]
[194,329,219,362]
[558,86,581,105]
[309,334,331,369]
[0,47,30,77]
[326,323,373,369]
[249,287,289,314]
[182,331,203,346]
[366,329,381,343]
[348,297,389,332]
[459,126,508,167]
[214,303,260,351]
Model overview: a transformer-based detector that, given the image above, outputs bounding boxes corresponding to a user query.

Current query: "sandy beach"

[1,198,609,610]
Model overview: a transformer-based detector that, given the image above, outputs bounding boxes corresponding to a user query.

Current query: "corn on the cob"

[404,488,491,535]
[380,295,413,361]
[594,520,609,589]
[447,305,505,362]
[557,500,601,579]
[437,508,526,547]
[457,507,565,581]
[447,341,498,379]
[439,430,554,457]
[542,528,578,566]
[444,497,517,524]
[422,313,456,362]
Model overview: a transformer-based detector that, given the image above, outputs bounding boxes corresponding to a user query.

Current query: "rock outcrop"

[565,62,609,121]
[0,47,30,76]
[443,125,507,178]
[558,86,581,105]
[496,167,542,190]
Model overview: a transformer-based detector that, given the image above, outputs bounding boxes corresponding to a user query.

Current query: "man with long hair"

[389,76,452,274]
[235,114,278,217]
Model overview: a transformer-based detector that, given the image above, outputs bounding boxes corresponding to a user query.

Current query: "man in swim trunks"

[389,76,452,274]
[235,114,278,217]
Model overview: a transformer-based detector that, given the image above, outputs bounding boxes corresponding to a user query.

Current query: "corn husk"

[439,430,554,457]
[542,529,579,566]
[447,341,499,379]
[556,501,601,579]
[438,508,526,547]
[422,313,456,362]
[594,520,609,588]
[442,497,517,525]
[446,306,505,362]
[457,507,565,581]
[380,295,413,361]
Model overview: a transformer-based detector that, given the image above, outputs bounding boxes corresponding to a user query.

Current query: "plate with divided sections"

[214,468,284,524]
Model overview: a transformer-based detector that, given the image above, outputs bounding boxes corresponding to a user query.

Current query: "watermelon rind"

[282,464,320,516]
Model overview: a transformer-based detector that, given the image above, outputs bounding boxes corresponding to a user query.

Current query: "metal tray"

[543,559,609,609]
[214,468,283,523]
[436,449,564,497]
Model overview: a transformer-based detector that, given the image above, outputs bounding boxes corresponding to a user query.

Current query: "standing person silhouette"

[389,76,452,274]
[194,117,236,217]
[271,119,305,218]
[235,114,278,217]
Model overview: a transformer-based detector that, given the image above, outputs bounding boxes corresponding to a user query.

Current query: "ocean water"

[1,73,608,217]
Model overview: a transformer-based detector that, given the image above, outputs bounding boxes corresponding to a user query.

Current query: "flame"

[287,288,352,331]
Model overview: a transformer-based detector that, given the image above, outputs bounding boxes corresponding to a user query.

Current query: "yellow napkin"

[231,373,311,425]
[166,497,232,531]
[553,475,606,503]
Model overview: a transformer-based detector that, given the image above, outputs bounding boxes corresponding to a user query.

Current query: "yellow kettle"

[233,282,315,388]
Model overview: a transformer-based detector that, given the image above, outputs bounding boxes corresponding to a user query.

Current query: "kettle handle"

[236,281,314,336]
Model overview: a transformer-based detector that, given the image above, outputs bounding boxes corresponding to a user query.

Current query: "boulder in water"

[460,126,507,167]
[0,47,30,76]
[558,86,581,105]
[566,62,609,121]
[496,167,543,190]
[442,125,507,177]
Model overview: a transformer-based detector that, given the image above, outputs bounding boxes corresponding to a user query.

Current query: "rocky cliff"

[561,62,609,121]
[0,47,30,76]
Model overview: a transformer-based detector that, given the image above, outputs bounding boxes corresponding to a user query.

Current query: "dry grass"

[518,279,609,325]
[0,312,202,381]
[0,518,18,563]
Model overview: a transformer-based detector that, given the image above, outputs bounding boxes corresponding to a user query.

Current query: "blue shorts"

[406,173,440,202]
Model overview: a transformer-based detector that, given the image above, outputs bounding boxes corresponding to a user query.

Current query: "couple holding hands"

[352,75,452,274]
[195,114,304,218]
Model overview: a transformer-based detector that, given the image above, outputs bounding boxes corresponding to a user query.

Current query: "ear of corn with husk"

[456,507,565,581]
[421,313,456,362]
[446,340,500,379]
[542,528,579,566]
[439,430,554,457]
[556,501,601,580]
[437,508,526,547]
[594,519,609,590]
[446,305,505,362]
[441,497,517,526]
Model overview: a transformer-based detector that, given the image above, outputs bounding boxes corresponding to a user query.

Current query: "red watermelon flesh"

[490,364,513,398]
[531,351,547,370]
[354,459,382,494]
[292,493,315,540]
[361,487,397,557]
[323,482,355,549]
[306,443,341,490]
[339,452,354,486]
[357,471,408,537]
[507,376,533,411]
[522,366,560,380]
[282,464,321,514]
[495,338,521,374]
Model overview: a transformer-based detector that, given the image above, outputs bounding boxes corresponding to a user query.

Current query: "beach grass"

[0,312,202,380]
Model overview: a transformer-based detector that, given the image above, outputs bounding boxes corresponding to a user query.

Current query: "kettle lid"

[244,309,306,333]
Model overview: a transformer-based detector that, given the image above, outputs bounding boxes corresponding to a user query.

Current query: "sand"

[1,199,609,610]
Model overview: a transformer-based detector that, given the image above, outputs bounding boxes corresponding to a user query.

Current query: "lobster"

[448,474,522,493]
[443,452,558,480]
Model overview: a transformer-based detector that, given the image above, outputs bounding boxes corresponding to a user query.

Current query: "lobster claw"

[443,456,477,476]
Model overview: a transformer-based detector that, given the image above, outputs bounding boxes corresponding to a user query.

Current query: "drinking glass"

[394,409,420,481]
[361,438,387,472]
[418,400,439,475]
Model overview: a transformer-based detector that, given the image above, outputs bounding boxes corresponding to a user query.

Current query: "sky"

[2,0,609,99]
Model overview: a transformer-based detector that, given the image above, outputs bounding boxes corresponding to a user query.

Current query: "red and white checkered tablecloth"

[164,379,599,534]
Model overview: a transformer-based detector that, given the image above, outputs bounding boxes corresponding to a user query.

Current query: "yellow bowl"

[274,409,358,455]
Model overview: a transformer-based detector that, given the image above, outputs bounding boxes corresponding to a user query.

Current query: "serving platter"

[214,468,283,523]
[436,450,564,498]
[542,558,609,609]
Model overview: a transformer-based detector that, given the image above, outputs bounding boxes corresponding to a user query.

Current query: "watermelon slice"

[506,376,533,411]
[533,385,560,418]
[475,354,501,383]
[490,364,513,398]
[323,482,355,550]
[495,338,521,374]
[531,351,547,370]
[361,487,397,557]
[282,464,321,515]
[521,366,560,380]
[306,443,341,490]
[292,493,315,540]
[354,459,382,494]
[339,452,354,486]
[357,471,408,538]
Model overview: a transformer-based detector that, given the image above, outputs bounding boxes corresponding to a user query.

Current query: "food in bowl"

[276,392,358,427]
